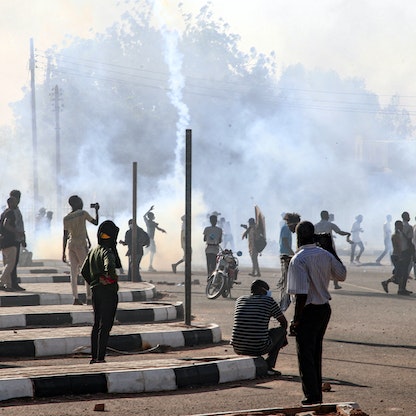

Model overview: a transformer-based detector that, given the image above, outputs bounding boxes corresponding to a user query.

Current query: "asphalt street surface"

[0,254,415,416]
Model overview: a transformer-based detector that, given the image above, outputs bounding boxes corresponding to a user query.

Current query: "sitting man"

[230,279,288,375]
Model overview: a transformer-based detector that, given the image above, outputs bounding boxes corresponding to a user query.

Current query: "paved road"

[1,255,416,415]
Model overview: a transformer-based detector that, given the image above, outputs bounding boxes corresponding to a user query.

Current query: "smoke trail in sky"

[153,0,190,183]
[163,31,190,181]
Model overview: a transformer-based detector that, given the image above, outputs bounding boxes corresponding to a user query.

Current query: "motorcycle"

[206,247,240,299]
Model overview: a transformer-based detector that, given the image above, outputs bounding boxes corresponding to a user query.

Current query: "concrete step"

[0,322,221,358]
[16,272,132,283]
[0,282,156,307]
[0,261,267,407]
[0,301,184,329]
[0,354,266,402]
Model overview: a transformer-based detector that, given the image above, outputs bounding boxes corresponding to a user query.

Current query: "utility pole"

[52,85,63,219]
[30,38,39,207]
[131,162,138,282]
[184,129,192,326]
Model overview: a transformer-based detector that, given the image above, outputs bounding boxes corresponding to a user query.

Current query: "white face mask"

[266,290,272,297]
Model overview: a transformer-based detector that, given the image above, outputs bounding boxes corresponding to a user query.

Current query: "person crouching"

[230,279,288,375]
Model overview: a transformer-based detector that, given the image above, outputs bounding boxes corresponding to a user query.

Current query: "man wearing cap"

[63,195,99,305]
[231,279,288,376]
[81,220,122,364]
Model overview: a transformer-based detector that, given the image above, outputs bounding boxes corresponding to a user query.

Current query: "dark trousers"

[91,285,118,361]
[128,252,143,282]
[391,252,411,292]
[296,303,331,403]
[265,326,288,369]
[250,251,260,275]
[206,253,217,276]
[10,242,21,288]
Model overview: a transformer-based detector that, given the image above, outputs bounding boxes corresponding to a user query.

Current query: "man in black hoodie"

[81,220,121,364]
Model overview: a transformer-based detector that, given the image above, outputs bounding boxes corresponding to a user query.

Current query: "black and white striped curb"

[0,287,156,307]
[0,323,221,358]
[17,274,132,284]
[0,301,184,329]
[0,356,267,402]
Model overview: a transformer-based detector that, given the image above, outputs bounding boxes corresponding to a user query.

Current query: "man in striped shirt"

[287,221,346,406]
[231,279,288,375]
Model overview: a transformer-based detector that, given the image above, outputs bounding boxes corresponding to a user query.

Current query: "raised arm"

[91,203,100,226]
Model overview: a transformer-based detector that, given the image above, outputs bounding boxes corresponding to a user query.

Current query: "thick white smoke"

[2,1,416,269]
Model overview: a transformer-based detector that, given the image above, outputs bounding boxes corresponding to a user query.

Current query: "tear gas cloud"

[1,0,416,270]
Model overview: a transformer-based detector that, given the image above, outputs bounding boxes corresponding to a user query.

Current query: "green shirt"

[81,245,119,290]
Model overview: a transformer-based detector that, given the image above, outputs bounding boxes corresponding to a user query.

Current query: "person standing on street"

[172,215,186,274]
[81,220,121,364]
[401,211,414,277]
[350,214,364,263]
[231,279,288,376]
[143,205,166,272]
[381,220,413,295]
[277,212,301,310]
[0,197,19,291]
[287,221,346,405]
[9,190,27,291]
[63,195,99,305]
[203,214,222,276]
[314,210,350,289]
[241,217,261,277]
[376,215,393,265]
[119,219,149,282]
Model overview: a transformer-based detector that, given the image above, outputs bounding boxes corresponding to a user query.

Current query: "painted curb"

[0,356,267,402]
[0,301,184,329]
[18,274,132,283]
[0,286,156,307]
[0,324,222,357]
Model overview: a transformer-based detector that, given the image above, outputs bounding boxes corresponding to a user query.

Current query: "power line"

[32,50,416,116]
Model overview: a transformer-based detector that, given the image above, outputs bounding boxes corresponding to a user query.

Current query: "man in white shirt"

[287,221,346,406]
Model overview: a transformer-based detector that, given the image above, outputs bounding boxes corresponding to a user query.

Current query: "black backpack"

[137,227,150,247]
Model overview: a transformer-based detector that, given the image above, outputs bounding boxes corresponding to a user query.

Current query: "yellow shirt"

[63,209,94,246]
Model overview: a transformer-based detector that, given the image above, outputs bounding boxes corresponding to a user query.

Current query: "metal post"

[30,38,39,207]
[184,129,192,325]
[54,85,62,220]
[132,162,138,282]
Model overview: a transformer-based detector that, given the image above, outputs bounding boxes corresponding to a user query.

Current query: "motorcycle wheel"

[222,277,231,298]
[206,271,225,299]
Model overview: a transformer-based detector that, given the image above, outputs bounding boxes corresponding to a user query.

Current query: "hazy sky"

[2,0,416,126]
